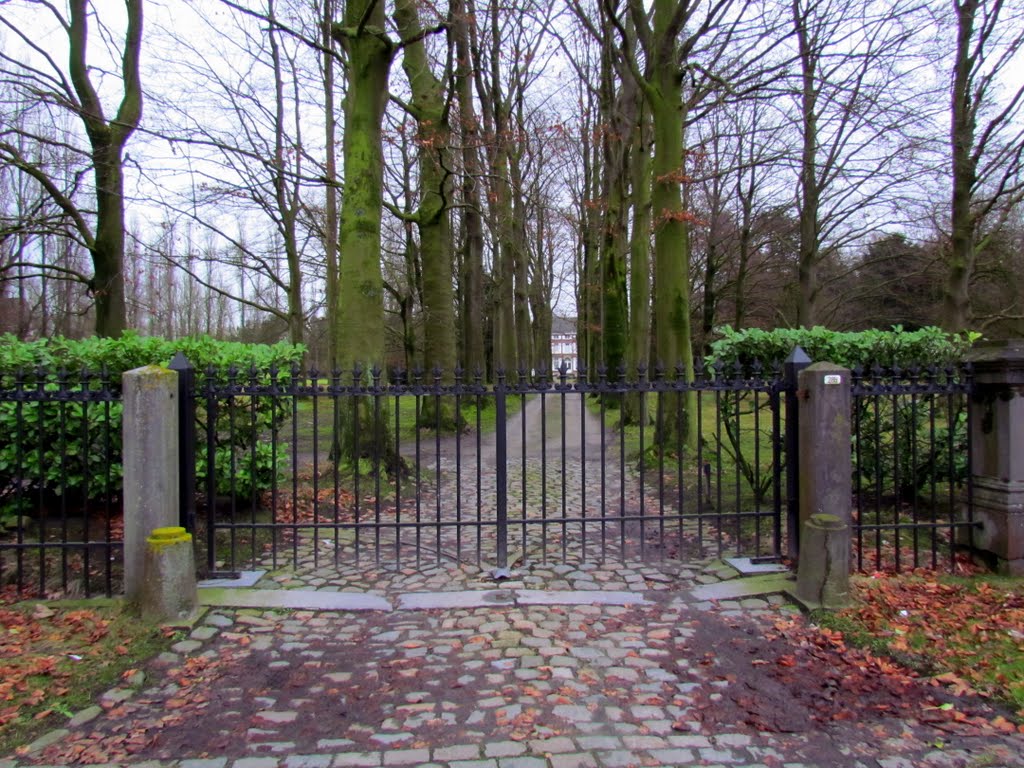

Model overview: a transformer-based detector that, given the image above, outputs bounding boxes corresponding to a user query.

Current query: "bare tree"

[0,0,142,336]
[943,0,1024,330]
[788,0,938,326]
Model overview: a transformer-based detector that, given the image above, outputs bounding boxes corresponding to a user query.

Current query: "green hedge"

[704,325,978,504]
[705,325,979,370]
[0,332,305,528]
[0,331,304,374]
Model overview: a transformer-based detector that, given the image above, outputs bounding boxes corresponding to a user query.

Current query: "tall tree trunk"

[649,82,695,447]
[91,151,129,337]
[793,0,820,328]
[486,1,517,373]
[331,1,399,470]
[323,0,340,361]
[622,103,652,424]
[530,200,554,374]
[268,1,304,349]
[509,134,533,372]
[68,0,142,337]
[452,0,486,375]
[579,99,603,381]
[394,0,458,427]
[943,0,978,332]
[598,21,633,382]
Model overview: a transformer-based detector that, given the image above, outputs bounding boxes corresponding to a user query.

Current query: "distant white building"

[551,316,577,373]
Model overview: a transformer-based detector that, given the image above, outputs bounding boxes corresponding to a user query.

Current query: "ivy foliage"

[0,333,305,528]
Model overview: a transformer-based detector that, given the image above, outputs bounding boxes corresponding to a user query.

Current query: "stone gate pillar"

[123,365,180,604]
[965,340,1024,575]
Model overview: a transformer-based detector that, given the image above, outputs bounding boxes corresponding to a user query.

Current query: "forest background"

[1,0,1022,379]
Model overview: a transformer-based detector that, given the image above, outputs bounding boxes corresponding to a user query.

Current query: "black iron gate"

[182,362,791,578]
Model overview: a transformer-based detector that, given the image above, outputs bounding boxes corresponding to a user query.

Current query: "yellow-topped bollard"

[148,526,192,548]
[140,526,197,621]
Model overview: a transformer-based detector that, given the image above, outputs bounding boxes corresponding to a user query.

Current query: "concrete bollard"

[796,513,850,609]
[123,365,180,606]
[141,527,198,621]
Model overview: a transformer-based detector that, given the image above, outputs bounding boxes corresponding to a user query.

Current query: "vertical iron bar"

[433,374,442,563]
[353,376,362,562]
[733,388,741,556]
[269,371,279,571]
[619,386,626,558]
[770,384,782,559]
[495,372,509,575]
[892,381,901,572]
[36,371,46,596]
[14,374,25,596]
[928,387,938,568]
[910,384,919,568]
[639,387,650,560]
[394,388,402,562]
[414,387,422,568]
[962,366,974,561]
[579,384,587,562]
[693,385,701,554]
[58,369,68,592]
[290,367,300,570]
[312,371,320,569]
[715,389,723,557]
[170,353,196,533]
[332,370,341,565]
[252,370,262,569]
[206,374,218,575]
[520,389,527,556]
[541,387,548,561]
[560,386,567,561]
[455,378,463,561]
[600,382,607,558]
[784,346,811,560]
[374,381,383,565]
[873,392,882,570]
[81,372,92,596]
[853,391,864,572]
[476,382,483,566]
[104,370,115,595]
[753,388,761,556]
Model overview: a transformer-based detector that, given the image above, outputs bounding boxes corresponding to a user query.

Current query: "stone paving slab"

[514,590,648,606]
[198,588,392,612]
[397,590,515,610]
[198,571,266,589]
[724,557,789,575]
[689,573,792,602]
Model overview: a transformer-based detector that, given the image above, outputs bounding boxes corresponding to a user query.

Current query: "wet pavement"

[4,558,1022,768]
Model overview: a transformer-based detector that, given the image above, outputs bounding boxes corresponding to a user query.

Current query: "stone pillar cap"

[967,339,1024,384]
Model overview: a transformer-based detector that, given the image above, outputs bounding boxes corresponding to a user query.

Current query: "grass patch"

[813,573,1024,719]
[0,599,173,753]
[584,390,777,507]
[280,392,524,461]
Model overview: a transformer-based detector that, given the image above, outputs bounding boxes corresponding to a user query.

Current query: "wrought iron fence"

[851,364,974,572]
[190,362,788,577]
[0,354,980,598]
[0,369,123,598]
